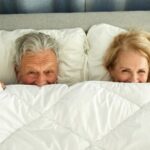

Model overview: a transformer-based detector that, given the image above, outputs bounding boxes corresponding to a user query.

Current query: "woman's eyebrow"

[119,67,130,69]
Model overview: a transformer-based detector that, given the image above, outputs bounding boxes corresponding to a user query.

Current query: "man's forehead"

[24,49,56,57]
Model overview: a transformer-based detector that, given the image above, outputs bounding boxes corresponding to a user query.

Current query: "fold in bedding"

[0,81,150,150]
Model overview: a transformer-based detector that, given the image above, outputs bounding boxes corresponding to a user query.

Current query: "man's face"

[16,50,58,86]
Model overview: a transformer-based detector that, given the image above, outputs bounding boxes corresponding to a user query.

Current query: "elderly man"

[0,32,58,88]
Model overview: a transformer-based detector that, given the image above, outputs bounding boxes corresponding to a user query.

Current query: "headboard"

[0,11,150,85]
[0,11,150,31]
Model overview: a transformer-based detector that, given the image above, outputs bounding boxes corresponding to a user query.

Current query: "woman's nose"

[130,74,139,83]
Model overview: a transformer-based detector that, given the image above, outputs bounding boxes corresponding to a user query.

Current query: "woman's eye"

[121,70,129,73]
[138,70,146,73]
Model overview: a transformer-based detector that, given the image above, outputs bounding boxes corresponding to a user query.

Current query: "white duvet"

[0,81,150,150]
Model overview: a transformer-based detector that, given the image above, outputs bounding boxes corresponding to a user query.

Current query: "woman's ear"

[108,67,115,80]
[108,67,113,74]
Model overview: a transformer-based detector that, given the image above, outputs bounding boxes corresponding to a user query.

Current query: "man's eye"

[28,71,35,75]
[45,70,54,75]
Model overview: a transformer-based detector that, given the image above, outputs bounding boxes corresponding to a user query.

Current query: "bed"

[0,11,150,150]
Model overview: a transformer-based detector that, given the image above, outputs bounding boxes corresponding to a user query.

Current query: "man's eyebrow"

[24,66,37,71]
[25,66,35,69]
[45,65,56,69]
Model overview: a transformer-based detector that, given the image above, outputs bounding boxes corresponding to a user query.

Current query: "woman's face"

[109,50,149,83]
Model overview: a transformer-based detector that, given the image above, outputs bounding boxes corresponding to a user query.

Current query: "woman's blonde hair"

[103,30,150,81]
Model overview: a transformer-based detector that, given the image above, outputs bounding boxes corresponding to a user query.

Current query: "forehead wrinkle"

[21,51,57,65]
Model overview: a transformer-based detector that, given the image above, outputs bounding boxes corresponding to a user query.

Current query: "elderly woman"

[103,30,150,83]
[0,32,58,89]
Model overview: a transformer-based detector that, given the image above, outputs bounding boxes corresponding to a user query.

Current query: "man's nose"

[36,74,47,86]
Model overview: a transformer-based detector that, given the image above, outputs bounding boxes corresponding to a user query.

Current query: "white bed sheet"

[0,81,150,150]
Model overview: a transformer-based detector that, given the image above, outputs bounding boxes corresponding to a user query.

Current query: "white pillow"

[0,28,88,85]
[87,24,126,81]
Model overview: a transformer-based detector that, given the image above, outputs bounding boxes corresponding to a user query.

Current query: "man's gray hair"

[15,32,58,66]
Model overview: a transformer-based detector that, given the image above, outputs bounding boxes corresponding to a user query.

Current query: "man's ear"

[14,65,19,81]
[14,65,18,75]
